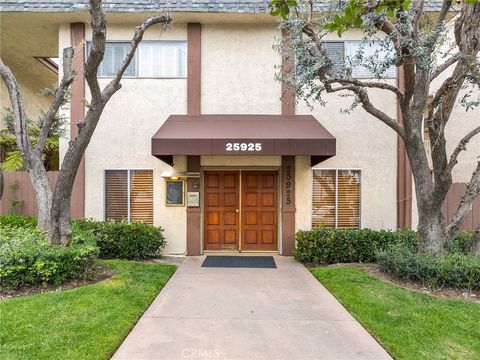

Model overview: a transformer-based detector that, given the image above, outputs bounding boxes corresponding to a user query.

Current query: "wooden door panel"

[241,171,278,251]
[204,171,239,251]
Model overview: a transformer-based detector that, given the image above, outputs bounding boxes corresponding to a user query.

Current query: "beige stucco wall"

[59,23,189,255]
[295,84,399,231]
[58,21,402,254]
[201,24,281,115]
[0,70,51,127]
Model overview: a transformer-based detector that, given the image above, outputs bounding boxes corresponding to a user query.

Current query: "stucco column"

[281,156,296,255]
[69,22,85,218]
[186,23,202,255]
[396,66,412,228]
[186,156,201,255]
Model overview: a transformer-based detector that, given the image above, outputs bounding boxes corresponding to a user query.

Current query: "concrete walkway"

[112,256,392,360]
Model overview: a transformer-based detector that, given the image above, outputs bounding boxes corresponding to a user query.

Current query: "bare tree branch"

[36,47,75,154]
[430,53,460,82]
[411,0,426,43]
[447,125,480,173]
[0,58,32,163]
[101,14,171,101]
[329,77,404,99]
[354,87,405,138]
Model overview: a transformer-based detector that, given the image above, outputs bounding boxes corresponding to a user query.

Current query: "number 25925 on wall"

[225,143,262,152]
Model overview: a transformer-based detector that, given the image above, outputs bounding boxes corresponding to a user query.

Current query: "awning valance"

[151,115,336,166]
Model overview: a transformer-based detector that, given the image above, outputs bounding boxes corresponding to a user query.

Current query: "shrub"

[73,219,166,260]
[377,246,480,290]
[449,231,474,254]
[0,214,37,228]
[294,228,419,264]
[0,226,99,288]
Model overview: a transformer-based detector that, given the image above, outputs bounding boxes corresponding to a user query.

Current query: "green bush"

[0,214,37,228]
[294,228,419,264]
[0,226,99,288]
[377,245,480,290]
[74,219,166,260]
[449,231,474,254]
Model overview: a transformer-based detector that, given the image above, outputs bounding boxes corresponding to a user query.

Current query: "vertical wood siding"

[442,182,480,232]
[0,171,58,216]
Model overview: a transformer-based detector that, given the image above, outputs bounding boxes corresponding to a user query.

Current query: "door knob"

[236,209,240,213]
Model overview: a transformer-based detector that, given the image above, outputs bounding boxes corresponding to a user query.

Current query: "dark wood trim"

[396,66,412,228]
[70,22,85,219]
[281,156,296,255]
[281,28,295,116]
[186,155,201,255]
[187,23,201,116]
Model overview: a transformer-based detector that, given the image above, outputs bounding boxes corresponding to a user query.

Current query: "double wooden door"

[203,170,278,252]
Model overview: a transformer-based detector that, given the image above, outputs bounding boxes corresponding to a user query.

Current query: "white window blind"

[345,41,397,78]
[105,169,153,225]
[92,41,186,78]
[325,42,345,75]
[312,169,361,229]
[138,42,186,77]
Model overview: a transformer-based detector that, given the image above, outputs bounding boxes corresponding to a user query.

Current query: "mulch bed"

[311,262,480,303]
[0,265,114,300]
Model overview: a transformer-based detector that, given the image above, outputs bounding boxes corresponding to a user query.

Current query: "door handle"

[236,209,240,213]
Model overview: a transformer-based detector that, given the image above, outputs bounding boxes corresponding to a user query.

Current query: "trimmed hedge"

[377,245,480,290]
[0,214,37,228]
[74,219,166,260]
[294,228,419,264]
[0,226,99,288]
[0,215,167,260]
[294,227,474,264]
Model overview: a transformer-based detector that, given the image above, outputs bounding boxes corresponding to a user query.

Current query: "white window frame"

[103,168,154,223]
[323,40,397,79]
[88,40,187,79]
[311,168,362,229]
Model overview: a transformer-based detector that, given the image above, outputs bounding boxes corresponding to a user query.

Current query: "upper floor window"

[325,41,397,78]
[89,41,187,78]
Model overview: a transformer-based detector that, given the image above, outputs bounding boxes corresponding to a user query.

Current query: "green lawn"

[311,267,480,360]
[0,260,176,360]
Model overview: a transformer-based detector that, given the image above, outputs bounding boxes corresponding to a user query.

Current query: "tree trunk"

[47,160,77,245]
[417,205,446,254]
[48,195,72,246]
[0,168,3,200]
[28,158,53,232]
[471,227,480,256]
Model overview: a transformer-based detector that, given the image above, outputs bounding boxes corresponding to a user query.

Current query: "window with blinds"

[89,41,186,78]
[323,41,396,78]
[312,170,361,229]
[105,169,154,225]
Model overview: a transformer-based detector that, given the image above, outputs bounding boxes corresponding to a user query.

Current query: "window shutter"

[312,170,336,228]
[105,170,128,222]
[325,42,345,75]
[345,41,396,78]
[130,170,154,225]
[337,170,361,228]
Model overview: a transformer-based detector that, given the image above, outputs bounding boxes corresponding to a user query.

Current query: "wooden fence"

[442,182,480,232]
[0,171,58,216]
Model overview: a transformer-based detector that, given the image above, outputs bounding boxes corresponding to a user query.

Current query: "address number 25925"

[226,143,262,152]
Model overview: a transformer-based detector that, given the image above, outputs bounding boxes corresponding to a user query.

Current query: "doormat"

[201,256,277,268]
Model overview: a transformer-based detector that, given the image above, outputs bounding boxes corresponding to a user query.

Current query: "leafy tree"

[270,0,480,254]
[0,0,171,244]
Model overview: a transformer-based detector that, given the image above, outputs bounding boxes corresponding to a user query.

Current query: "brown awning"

[151,115,336,166]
